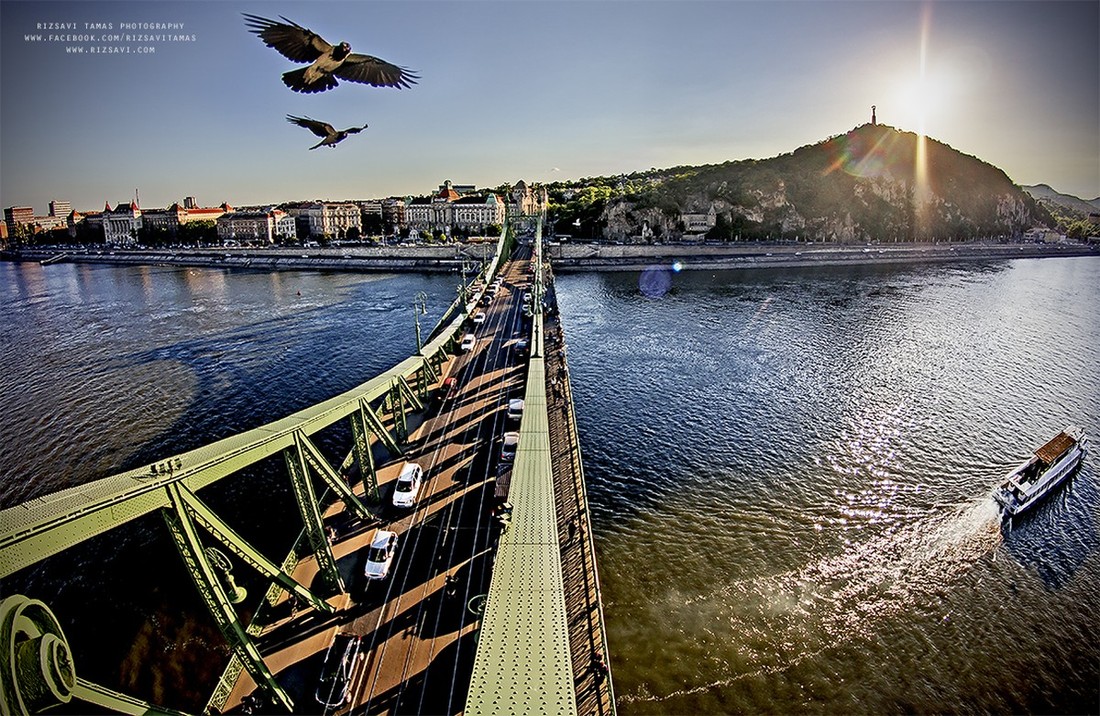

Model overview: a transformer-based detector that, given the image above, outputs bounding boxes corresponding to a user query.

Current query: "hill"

[1021,183,1100,219]
[543,124,1053,243]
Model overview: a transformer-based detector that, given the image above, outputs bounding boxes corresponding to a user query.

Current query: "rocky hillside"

[547,124,1053,243]
[1021,184,1100,219]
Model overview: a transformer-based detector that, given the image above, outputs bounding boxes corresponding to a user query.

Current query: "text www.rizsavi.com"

[64,45,157,54]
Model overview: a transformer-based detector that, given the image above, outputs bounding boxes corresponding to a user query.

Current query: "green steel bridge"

[0,218,614,716]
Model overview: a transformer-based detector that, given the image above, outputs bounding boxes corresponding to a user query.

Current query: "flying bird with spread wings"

[286,115,369,150]
[243,14,418,93]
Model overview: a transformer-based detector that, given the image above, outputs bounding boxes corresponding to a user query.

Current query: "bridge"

[0,219,615,715]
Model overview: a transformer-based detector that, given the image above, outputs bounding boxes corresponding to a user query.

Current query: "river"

[1,257,1098,713]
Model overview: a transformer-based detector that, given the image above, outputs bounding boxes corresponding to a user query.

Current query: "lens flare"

[639,266,673,298]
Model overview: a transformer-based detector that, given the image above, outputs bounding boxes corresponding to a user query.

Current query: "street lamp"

[413,291,428,353]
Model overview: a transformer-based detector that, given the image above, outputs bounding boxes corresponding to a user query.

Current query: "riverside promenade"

[550,240,1098,271]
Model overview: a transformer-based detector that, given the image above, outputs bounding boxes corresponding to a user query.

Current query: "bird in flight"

[243,14,418,93]
[286,115,369,150]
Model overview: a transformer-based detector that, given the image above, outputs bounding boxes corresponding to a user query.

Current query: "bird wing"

[334,53,419,89]
[286,115,335,138]
[243,14,332,63]
[344,124,369,135]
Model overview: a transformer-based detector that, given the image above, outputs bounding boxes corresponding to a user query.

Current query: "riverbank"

[0,243,496,273]
[3,240,1096,274]
[548,240,1099,272]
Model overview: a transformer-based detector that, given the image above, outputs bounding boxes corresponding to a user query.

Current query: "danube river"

[2,257,1098,713]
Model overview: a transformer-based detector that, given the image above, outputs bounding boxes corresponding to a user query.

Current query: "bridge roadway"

[225,245,608,714]
[225,251,529,713]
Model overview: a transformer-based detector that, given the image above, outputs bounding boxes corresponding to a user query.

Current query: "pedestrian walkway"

[543,275,616,716]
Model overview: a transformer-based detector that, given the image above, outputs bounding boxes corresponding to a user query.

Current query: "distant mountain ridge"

[1021,183,1100,219]
[548,124,1054,243]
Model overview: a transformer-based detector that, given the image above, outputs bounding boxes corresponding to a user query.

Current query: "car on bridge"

[315,633,362,708]
[501,432,520,462]
[392,462,424,508]
[440,376,458,401]
[506,399,525,422]
[364,530,399,580]
[461,333,476,352]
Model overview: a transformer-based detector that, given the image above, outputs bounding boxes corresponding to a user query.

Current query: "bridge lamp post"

[413,291,428,354]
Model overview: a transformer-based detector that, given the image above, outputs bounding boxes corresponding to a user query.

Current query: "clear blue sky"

[2,0,1097,214]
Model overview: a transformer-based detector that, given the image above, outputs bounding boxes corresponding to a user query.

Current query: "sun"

[898,76,940,136]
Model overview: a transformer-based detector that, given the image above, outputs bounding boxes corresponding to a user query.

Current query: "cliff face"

[588,124,1050,242]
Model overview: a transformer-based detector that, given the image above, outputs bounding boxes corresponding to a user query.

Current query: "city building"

[5,206,35,236]
[681,208,717,233]
[48,200,72,218]
[217,210,277,243]
[274,211,296,240]
[143,201,230,236]
[306,202,362,239]
[508,180,548,219]
[103,201,143,245]
[406,180,506,235]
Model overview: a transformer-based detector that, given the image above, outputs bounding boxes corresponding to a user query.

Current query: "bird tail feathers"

[282,68,338,94]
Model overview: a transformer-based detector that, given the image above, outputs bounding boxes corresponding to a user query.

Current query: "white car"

[501,432,520,462]
[506,398,525,422]
[473,311,487,324]
[392,462,423,508]
[315,634,361,708]
[460,333,476,352]
[364,530,398,580]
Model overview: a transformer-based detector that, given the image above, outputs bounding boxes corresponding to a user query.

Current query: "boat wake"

[619,497,1004,706]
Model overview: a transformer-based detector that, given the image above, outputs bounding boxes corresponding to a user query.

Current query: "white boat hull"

[994,427,1088,518]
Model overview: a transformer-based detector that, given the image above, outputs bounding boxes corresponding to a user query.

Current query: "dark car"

[315,633,362,708]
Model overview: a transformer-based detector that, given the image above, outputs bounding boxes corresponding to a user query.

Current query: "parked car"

[392,462,424,508]
[460,333,476,352]
[501,432,520,461]
[506,398,525,421]
[473,311,487,324]
[315,634,362,708]
[364,530,398,579]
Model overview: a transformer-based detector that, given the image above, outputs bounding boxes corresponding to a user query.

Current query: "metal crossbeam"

[397,374,425,413]
[297,432,372,523]
[73,678,191,716]
[172,484,332,614]
[284,435,343,594]
[162,484,293,712]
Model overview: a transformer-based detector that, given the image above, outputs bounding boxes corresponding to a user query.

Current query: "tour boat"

[993,426,1089,518]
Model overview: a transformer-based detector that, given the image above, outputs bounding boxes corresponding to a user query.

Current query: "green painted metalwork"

[390,380,408,445]
[348,401,380,502]
[296,431,372,523]
[283,434,343,594]
[1,593,190,716]
[161,484,293,712]
[397,374,425,413]
[73,678,191,716]
[172,484,332,614]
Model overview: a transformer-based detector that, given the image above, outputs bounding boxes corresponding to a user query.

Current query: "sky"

[1,0,1097,214]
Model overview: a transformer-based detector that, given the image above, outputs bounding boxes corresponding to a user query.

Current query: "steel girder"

[170,483,332,615]
[161,484,293,712]
[283,434,343,595]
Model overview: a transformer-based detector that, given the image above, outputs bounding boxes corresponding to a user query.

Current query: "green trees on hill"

[545,124,1050,243]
